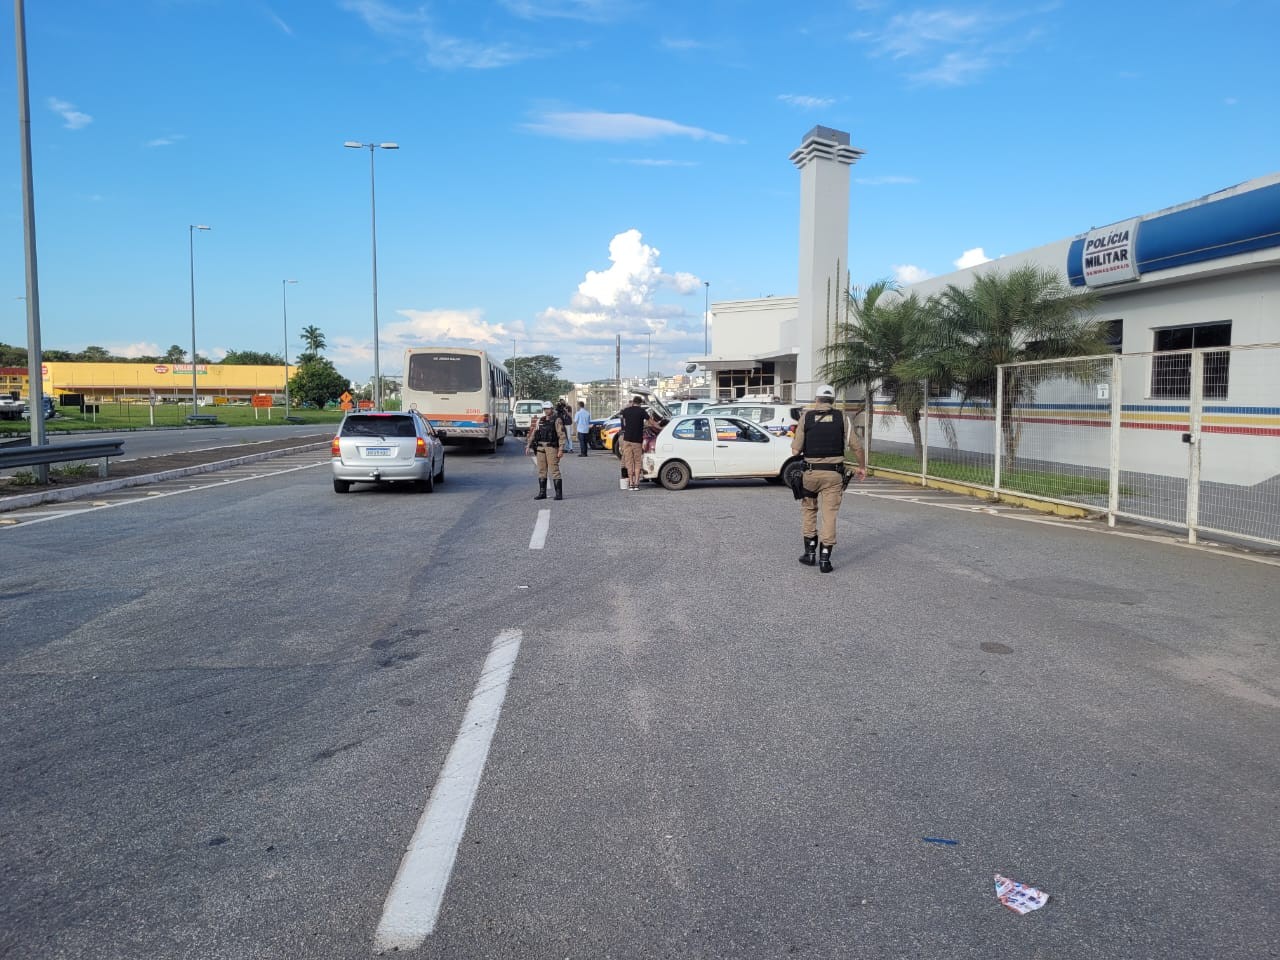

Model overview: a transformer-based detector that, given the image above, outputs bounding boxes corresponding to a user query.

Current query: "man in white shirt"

[573,401,592,457]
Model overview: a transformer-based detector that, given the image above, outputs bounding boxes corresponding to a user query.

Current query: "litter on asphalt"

[994,874,1049,914]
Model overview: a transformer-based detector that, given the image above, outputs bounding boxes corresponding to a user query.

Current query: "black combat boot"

[534,479,547,500]
[553,479,563,501]
[818,544,834,573]
[799,536,817,566]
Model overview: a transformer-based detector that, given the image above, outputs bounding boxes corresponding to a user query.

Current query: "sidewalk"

[0,434,332,512]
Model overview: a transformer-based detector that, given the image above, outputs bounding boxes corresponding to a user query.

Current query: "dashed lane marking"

[0,457,327,528]
[374,629,524,951]
[529,508,550,549]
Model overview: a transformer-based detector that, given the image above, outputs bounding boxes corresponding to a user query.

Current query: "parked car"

[511,399,543,437]
[642,414,805,490]
[664,399,714,416]
[331,410,446,494]
[18,396,56,421]
[699,401,803,437]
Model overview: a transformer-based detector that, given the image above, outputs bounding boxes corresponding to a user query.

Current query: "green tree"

[222,349,284,365]
[164,344,187,363]
[78,345,114,361]
[504,354,573,401]
[926,265,1105,461]
[0,342,26,366]
[288,357,349,409]
[822,279,936,459]
[299,325,326,360]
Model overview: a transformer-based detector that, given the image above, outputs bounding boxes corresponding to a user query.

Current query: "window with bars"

[1151,322,1231,398]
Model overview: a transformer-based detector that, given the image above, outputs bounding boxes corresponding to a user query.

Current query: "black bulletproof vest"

[535,416,559,446]
[802,408,845,458]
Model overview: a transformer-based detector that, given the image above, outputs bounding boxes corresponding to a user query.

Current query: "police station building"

[694,128,1280,403]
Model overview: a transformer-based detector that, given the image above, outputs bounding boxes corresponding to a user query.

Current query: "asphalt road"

[1,443,1276,959]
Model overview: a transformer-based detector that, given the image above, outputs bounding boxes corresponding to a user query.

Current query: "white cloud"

[499,0,625,22]
[874,10,984,59]
[856,6,1050,87]
[385,308,510,347]
[340,0,542,70]
[523,110,733,143]
[48,97,92,130]
[146,134,185,147]
[1224,96,1239,106]
[661,37,704,51]
[778,93,835,111]
[534,230,703,347]
[108,341,162,359]
[909,52,991,87]
[893,264,932,285]
[268,10,293,35]
[955,247,993,269]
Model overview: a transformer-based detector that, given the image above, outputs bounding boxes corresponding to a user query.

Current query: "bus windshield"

[406,353,482,394]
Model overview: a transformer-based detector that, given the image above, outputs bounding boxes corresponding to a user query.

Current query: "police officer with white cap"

[525,400,566,500]
[790,384,866,572]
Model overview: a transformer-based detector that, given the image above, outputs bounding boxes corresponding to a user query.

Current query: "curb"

[868,466,1095,519]
[0,441,330,513]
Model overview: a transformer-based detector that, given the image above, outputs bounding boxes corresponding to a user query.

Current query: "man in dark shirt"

[617,396,661,491]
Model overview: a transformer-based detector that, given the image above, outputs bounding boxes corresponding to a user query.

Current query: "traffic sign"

[251,395,272,408]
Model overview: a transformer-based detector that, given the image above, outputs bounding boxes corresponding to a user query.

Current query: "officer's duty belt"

[803,461,844,472]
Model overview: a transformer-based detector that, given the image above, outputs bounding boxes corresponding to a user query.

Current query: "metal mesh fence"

[999,356,1115,507]
[866,345,1280,547]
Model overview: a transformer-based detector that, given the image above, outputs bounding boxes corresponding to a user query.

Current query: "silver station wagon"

[331,411,446,494]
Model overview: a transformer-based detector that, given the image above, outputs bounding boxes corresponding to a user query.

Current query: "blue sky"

[2,0,1276,384]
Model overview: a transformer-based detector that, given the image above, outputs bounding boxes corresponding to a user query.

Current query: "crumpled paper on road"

[994,874,1049,914]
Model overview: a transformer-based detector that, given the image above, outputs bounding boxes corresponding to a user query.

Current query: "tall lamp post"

[344,140,398,408]
[645,332,652,384]
[281,279,298,412]
[188,224,210,414]
[703,280,710,355]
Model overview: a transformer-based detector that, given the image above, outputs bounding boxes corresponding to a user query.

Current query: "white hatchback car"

[642,415,805,491]
[331,410,446,494]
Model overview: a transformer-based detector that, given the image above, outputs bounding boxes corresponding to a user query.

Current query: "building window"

[1151,322,1231,399]
[1104,319,1123,353]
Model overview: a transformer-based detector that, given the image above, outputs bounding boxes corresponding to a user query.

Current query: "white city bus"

[401,347,511,452]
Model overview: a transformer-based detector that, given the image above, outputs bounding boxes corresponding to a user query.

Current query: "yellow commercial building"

[38,361,294,403]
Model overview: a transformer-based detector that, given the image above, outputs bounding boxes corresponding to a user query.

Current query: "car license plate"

[363,446,393,457]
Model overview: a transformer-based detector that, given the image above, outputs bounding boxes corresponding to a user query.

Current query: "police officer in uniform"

[790,384,866,572]
[525,400,566,500]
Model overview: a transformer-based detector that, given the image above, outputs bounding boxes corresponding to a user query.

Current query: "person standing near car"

[574,401,591,457]
[526,401,566,500]
[618,395,661,491]
[791,384,866,572]
[556,400,575,454]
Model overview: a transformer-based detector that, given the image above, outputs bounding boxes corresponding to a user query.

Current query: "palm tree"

[925,264,1105,462]
[299,325,326,359]
[821,279,935,459]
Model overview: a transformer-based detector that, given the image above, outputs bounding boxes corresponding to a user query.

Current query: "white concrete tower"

[790,126,864,391]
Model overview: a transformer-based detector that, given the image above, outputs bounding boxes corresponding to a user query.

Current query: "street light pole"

[703,280,710,355]
[188,224,210,415]
[344,140,398,409]
[282,279,297,412]
[646,332,651,384]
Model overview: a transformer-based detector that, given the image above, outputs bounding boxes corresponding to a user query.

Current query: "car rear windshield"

[406,353,482,393]
[515,402,542,414]
[342,415,417,438]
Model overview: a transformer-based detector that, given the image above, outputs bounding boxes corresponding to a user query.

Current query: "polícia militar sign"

[1082,218,1141,287]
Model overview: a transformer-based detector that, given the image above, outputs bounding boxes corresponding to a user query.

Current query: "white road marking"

[528,508,550,549]
[374,628,524,952]
[0,460,325,529]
